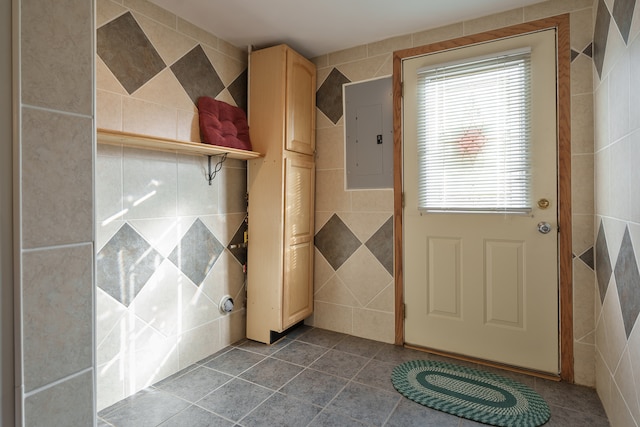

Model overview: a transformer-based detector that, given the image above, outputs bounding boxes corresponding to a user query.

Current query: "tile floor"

[98,326,609,427]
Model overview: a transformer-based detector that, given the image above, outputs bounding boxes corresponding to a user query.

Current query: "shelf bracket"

[207,153,228,185]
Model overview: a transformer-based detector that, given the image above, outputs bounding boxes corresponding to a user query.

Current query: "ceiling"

[149,0,549,59]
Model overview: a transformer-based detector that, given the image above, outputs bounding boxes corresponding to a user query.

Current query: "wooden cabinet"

[246,45,316,344]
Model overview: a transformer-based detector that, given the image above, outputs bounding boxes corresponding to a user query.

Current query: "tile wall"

[14,0,96,425]
[592,0,640,424]
[311,0,598,385]
[95,0,249,410]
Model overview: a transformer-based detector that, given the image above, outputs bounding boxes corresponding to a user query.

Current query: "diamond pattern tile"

[315,214,361,270]
[96,223,164,306]
[97,12,166,94]
[571,49,580,62]
[596,221,612,303]
[593,0,612,78]
[365,216,394,275]
[227,69,248,113]
[227,217,247,266]
[170,45,225,105]
[614,227,640,337]
[579,246,595,270]
[168,218,224,285]
[583,43,593,58]
[316,68,351,124]
[613,0,636,43]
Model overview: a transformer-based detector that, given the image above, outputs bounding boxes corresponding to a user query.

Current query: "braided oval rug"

[391,360,551,427]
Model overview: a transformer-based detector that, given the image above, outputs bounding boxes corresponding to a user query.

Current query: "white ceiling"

[149,0,549,58]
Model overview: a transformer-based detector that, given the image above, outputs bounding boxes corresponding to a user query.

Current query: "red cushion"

[197,97,252,151]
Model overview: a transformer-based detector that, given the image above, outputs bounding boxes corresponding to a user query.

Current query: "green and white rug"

[391,360,550,427]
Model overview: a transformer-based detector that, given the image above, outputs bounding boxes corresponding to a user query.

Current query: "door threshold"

[403,343,561,382]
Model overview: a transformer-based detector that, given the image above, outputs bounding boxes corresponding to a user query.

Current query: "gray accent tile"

[535,379,608,419]
[316,68,351,124]
[197,378,273,421]
[373,343,430,365]
[544,405,610,426]
[297,328,348,348]
[583,42,593,58]
[614,227,640,337]
[239,357,304,390]
[97,223,164,306]
[310,349,369,380]
[204,348,266,376]
[241,392,322,427]
[571,49,580,62]
[280,369,348,406]
[365,216,394,275]
[168,218,224,286]
[227,217,247,266]
[228,69,248,113]
[97,12,166,94]
[314,214,362,270]
[101,388,190,427]
[158,366,232,403]
[386,398,461,427]
[613,0,636,43]
[593,0,611,79]
[159,405,234,427]
[272,341,329,366]
[170,45,224,105]
[596,221,612,303]
[579,246,595,270]
[326,382,400,426]
[309,410,370,426]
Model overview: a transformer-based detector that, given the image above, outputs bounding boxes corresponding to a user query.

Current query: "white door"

[403,29,559,373]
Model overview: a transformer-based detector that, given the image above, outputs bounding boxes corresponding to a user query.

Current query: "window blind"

[416,49,532,214]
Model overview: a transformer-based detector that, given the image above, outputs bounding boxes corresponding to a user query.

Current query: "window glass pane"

[416,50,532,213]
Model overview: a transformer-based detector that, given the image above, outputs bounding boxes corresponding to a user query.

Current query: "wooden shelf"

[97,129,262,160]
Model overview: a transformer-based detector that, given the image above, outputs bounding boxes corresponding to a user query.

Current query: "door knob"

[537,222,552,234]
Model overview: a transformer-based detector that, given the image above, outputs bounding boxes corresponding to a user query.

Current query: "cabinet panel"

[286,52,316,155]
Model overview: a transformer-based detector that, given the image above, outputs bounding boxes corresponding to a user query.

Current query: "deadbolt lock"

[537,198,550,209]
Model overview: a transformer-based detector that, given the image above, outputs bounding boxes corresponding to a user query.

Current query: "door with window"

[403,29,558,373]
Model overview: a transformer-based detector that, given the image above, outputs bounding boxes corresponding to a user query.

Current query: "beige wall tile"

[572,213,595,255]
[571,93,595,154]
[463,9,524,35]
[127,335,179,391]
[315,275,360,307]
[315,125,345,170]
[220,309,247,346]
[122,97,178,139]
[609,53,631,143]
[97,89,124,131]
[573,260,596,341]
[352,308,394,343]
[613,350,640,421]
[367,35,412,56]
[594,77,609,152]
[97,360,125,411]
[134,69,195,111]
[315,169,351,212]
[176,108,200,142]
[96,288,126,348]
[412,23,464,47]
[328,45,367,66]
[595,149,610,217]
[200,251,246,307]
[571,154,594,215]
[218,39,247,63]
[351,189,393,212]
[25,371,94,427]
[177,17,218,50]
[97,57,127,95]
[608,379,638,427]
[134,12,198,66]
[314,249,335,290]
[336,247,392,307]
[21,0,93,115]
[97,0,128,27]
[573,341,596,386]
[570,8,594,51]
[601,19,627,80]
[602,280,627,371]
[21,108,93,248]
[338,212,391,243]
[313,301,353,334]
[124,0,176,28]
[609,138,630,220]
[366,283,395,312]
[600,217,627,267]
[571,54,595,96]
[595,349,612,415]
[22,245,93,392]
[202,45,247,87]
[524,0,592,22]
[336,55,390,83]
[178,321,222,369]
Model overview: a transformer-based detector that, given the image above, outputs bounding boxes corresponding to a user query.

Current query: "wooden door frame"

[392,14,573,382]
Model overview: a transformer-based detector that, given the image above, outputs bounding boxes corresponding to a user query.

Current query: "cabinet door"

[282,153,315,327]
[285,50,316,155]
